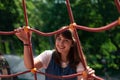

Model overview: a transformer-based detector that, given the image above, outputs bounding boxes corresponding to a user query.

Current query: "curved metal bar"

[76,20,119,32]
[37,70,103,80]
[0,31,15,35]
[37,70,82,79]
[30,27,68,36]
[0,20,118,36]
[0,27,68,36]
[0,70,30,78]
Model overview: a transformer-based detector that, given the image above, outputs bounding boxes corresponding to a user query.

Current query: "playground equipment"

[0,53,13,80]
[0,0,120,80]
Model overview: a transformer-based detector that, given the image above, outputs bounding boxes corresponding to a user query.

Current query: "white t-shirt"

[34,50,85,80]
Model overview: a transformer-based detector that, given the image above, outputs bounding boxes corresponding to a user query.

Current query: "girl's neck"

[61,54,68,62]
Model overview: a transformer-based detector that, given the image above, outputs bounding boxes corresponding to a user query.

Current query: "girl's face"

[55,34,73,55]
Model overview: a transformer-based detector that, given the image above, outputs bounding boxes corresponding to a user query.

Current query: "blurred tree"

[70,0,120,72]
[0,0,22,54]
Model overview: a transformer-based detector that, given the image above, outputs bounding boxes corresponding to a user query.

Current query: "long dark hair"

[53,26,81,69]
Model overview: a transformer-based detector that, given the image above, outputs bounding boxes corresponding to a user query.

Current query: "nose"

[59,40,64,46]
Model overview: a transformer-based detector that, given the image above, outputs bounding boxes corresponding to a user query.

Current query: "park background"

[0,0,120,80]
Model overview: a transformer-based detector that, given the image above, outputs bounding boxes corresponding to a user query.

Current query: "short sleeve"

[34,50,53,69]
[76,62,85,80]
[77,62,85,72]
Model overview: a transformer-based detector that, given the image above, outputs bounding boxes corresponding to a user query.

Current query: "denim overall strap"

[45,55,77,80]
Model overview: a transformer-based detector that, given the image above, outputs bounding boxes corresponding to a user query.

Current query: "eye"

[56,37,61,41]
[64,39,70,43]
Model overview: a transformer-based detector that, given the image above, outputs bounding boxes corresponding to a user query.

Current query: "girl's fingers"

[14,26,32,42]
[87,67,95,75]
[14,27,21,32]
[89,70,95,74]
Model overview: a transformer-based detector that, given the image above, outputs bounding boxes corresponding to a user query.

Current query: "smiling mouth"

[59,47,65,49]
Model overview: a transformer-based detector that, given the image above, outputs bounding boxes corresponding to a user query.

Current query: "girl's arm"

[15,27,43,69]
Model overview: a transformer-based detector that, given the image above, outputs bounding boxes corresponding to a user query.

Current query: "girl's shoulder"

[76,62,85,72]
[36,50,55,69]
[42,49,55,55]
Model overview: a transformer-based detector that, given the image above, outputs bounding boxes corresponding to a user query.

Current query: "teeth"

[59,47,64,48]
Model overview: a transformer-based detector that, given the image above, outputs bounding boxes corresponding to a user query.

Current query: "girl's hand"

[87,66,95,80]
[87,66,95,75]
[14,27,32,44]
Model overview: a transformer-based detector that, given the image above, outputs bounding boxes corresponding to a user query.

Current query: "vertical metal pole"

[65,0,87,70]
[22,0,29,26]
[73,28,87,69]
[34,73,37,80]
[65,0,75,23]
[22,0,34,69]
[114,0,120,13]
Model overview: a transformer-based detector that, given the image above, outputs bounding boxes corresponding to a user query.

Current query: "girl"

[15,26,95,80]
